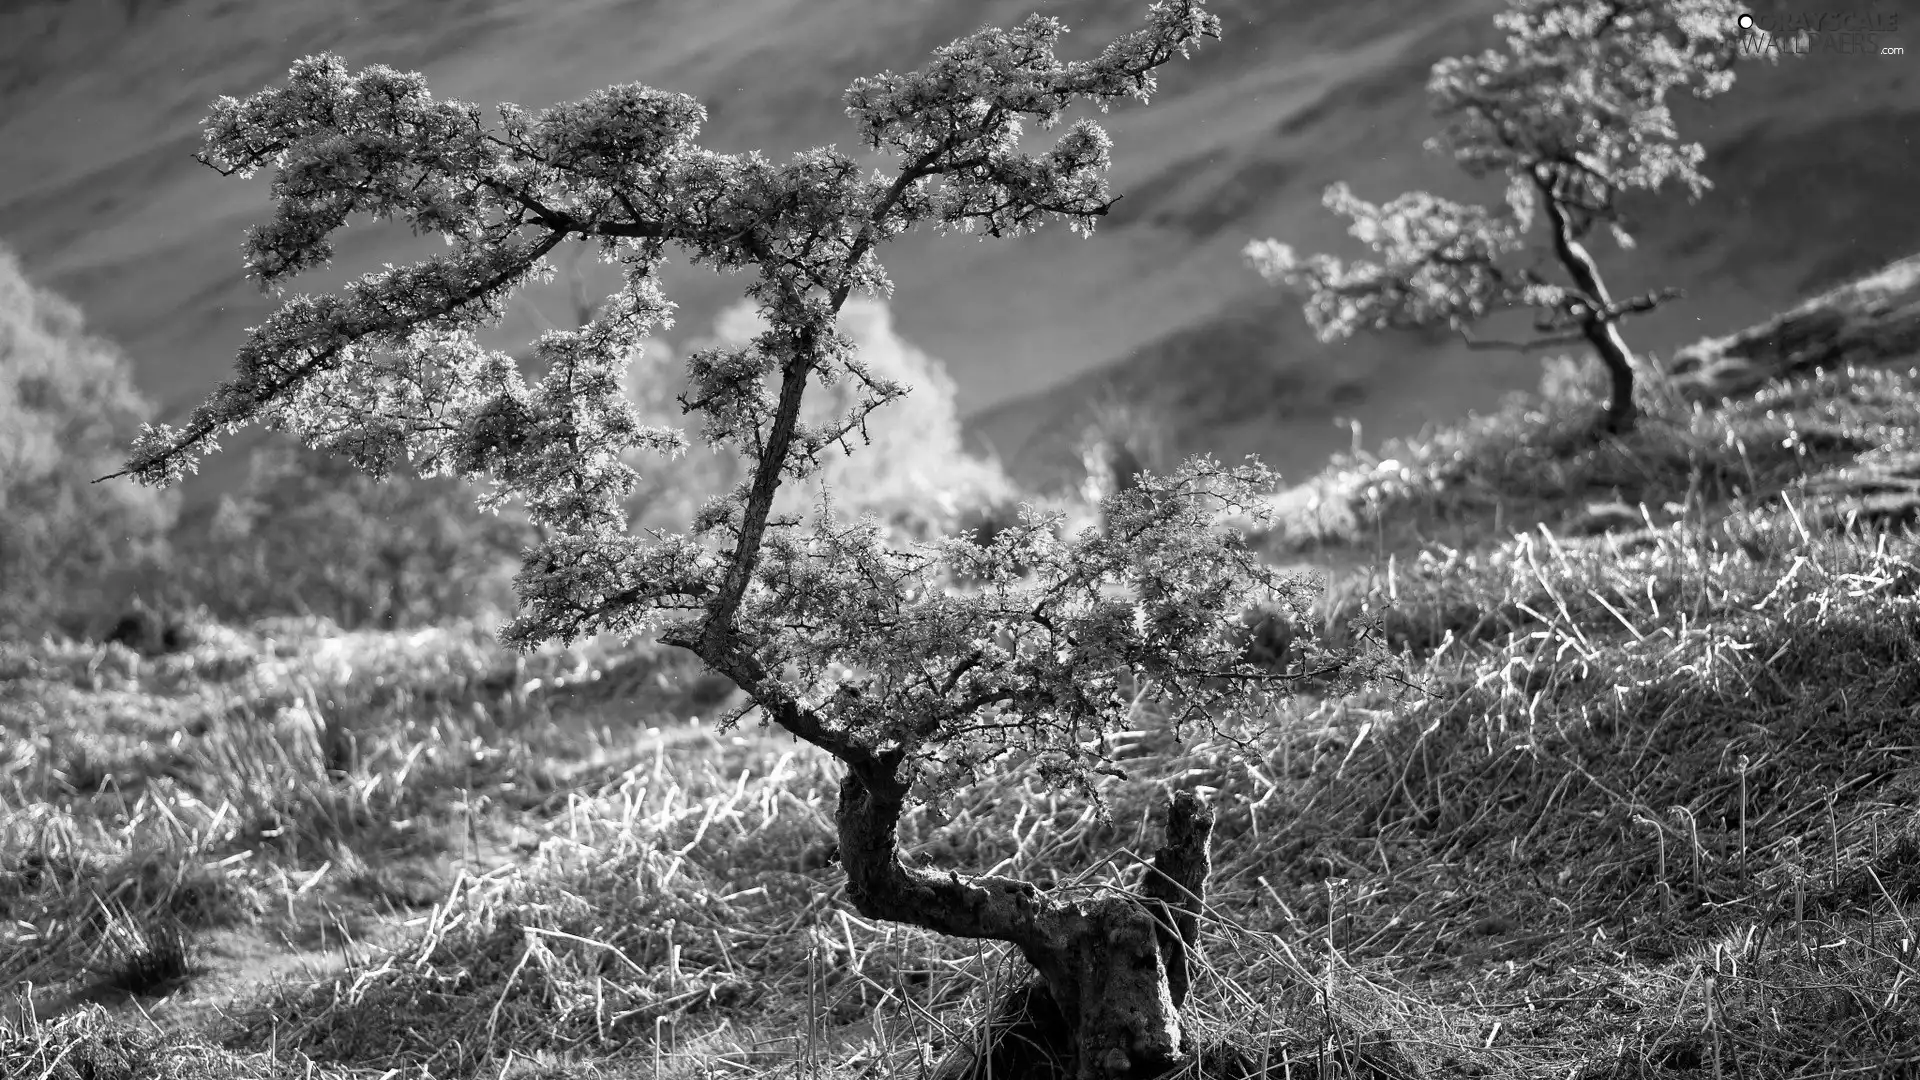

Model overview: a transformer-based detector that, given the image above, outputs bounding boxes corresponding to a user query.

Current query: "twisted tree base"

[935,791,1216,1080]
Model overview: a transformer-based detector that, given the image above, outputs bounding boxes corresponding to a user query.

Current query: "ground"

[6,321,1920,1077]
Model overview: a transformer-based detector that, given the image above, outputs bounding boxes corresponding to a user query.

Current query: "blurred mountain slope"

[0,0,1912,502]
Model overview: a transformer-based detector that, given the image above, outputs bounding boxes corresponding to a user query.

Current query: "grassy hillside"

[965,7,1920,491]
[1251,253,1920,568]
[1,0,1915,507]
[7,250,1920,1077]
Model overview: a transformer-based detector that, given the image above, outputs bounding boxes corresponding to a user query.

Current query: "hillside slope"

[0,0,1914,505]
[1669,253,1920,402]
[969,22,1920,490]
[7,277,1920,1079]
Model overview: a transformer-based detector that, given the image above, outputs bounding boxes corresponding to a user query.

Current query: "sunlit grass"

[1262,359,1920,559]
[0,618,736,1002]
[5,361,1920,1078]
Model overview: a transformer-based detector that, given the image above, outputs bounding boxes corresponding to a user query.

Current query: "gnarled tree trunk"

[839,770,1215,1080]
[1580,316,1637,435]
[1536,166,1639,435]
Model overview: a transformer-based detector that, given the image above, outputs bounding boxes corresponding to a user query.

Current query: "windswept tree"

[1247,0,1757,434]
[98,4,1367,1073]
[1075,390,1172,532]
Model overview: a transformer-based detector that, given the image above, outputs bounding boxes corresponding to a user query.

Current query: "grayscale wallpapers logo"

[1737,11,1904,55]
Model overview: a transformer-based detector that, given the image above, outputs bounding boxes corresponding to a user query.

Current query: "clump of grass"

[226,732,963,1076]
[0,813,263,990]
[0,1004,369,1080]
[89,906,195,997]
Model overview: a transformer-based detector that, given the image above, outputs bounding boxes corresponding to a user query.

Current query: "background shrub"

[0,245,176,639]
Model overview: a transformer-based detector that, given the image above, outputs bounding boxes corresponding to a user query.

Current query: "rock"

[103,598,198,657]
[1667,255,1920,403]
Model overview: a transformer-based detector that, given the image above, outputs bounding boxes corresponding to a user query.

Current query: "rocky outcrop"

[1667,256,1920,403]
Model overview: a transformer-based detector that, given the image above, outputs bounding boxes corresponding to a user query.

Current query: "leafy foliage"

[1250,183,1559,343]
[0,246,175,638]
[107,0,1337,811]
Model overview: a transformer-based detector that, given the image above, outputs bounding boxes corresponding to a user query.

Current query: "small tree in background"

[1247,0,1757,434]
[1075,390,1171,533]
[98,4,1377,1070]
[0,246,176,638]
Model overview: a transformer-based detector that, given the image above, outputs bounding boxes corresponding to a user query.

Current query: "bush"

[0,245,175,639]
[1074,392,1172,534]
[162,441,534,631]
[100,596,201,657]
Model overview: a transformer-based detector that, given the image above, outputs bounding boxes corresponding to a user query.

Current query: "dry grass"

[1260,358,1920,561]
[0,617,736,1000]
[1,1005,380,1080]
[5,363,1920,1079]
[1275,506,1920,1077]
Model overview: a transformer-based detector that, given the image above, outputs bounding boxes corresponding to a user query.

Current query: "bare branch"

[1458,328,1589,352]
[1603,285,1684,321]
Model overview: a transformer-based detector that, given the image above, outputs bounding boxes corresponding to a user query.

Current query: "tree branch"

[692,147,945,650]
[95,227,570,486]
[836,770,1060,954]
[1602,286,1683,322]
[1458,328,1590,352]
